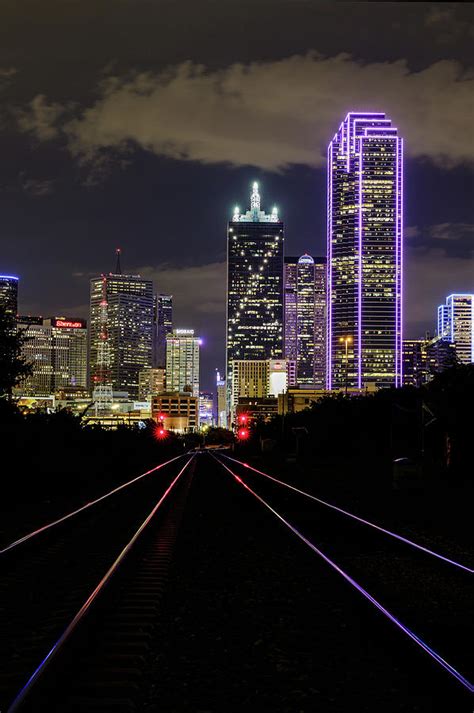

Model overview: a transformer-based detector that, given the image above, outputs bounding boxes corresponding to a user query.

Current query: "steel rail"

[6,455,194,713]
[0,453,185,555]
[214,455,474,694]
[219,453,473,574]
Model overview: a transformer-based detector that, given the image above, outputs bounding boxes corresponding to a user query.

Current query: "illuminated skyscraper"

[284,255,326,386]
[89,273,153,398]
[15,316,88,395]
[0,275,19,317]
[165,328,200,397]
[327,112,403,390]
[437,294,474,364]
[153,294,173,368]
[226,182,284,411]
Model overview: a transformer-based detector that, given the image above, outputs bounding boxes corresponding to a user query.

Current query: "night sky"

[1,1,473,391]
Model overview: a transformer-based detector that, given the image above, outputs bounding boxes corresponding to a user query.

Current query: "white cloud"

[428,222,474,241]
[17,53,474,171]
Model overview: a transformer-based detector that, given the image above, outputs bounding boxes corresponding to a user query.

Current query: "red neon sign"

[54,319,85,329]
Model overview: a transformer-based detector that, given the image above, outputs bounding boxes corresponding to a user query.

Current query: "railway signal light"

[237,427,249,440]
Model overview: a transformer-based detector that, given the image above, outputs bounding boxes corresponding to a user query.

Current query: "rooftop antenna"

[115,248,122,275]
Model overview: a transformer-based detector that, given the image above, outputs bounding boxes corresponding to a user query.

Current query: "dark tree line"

[247,365,474,486]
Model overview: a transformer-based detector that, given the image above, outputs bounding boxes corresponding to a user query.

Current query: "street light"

[339,335,353,396]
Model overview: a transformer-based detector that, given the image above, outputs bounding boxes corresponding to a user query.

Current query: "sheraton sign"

[52,318,86,329]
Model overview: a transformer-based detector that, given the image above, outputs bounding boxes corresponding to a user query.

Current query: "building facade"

[151,392,198,433]
[199,391,214,427]
[284,255,326,387]
[327,112,403,390]
[226,182,284,414]
[165,328,200,397]
[230,358,292,420]
[153,294,173,368]
[16,316,88,395]
[0,275,19,317]
[437,294,474,364]
[138,366,166,400]
[89,273,153,399]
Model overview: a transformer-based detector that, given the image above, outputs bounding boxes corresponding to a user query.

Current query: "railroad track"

[212,452,474,698]
[1,454,195,711]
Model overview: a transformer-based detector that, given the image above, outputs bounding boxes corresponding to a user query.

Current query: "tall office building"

[153,294,173,368]
[437,294,474,364]
[0,275,19,317]
[165,328,200,397]
[15,316,88,395]
[284,255,326,387]
[89,272,153,398]
[327,112,403,390]
[227,182,284,412]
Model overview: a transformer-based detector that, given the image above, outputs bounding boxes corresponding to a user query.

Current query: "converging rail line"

[220,453,473,574]
[6,455,195,712]
[0,453,186,555]
[213,454,474,694]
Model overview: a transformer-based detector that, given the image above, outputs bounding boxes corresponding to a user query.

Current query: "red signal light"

[237,427,249,440]
[238,414,248,424]
[154,425,168,440]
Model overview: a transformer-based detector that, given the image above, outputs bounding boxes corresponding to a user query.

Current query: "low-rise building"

[236,397,278,424]
[278,383,377,415]
[151,392,198,433]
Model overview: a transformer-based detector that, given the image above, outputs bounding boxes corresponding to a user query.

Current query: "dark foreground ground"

[144,453,471,713]
[1,450,471,712]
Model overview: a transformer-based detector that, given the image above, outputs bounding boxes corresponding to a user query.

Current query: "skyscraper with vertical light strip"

[327,112,403,390]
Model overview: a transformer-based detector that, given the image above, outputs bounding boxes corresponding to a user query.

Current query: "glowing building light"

[327,112,403,390]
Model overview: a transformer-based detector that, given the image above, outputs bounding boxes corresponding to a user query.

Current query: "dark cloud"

[405,244,474,337]
[20,175,54,196]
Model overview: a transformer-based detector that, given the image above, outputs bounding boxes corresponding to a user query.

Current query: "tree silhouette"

[0,308,32,398]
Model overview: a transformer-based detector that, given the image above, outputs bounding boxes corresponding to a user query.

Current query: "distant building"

[278,383,377,415]
[437,294,474,364]
[153,294,173,368]
[230,358,293,420]
[89,272,153,399]
[284,255,326,387]
[236,397,278,423]
[216,370,227,429]
[403,335,457,387]
[226,182,284,415]
[165,329,200,397]
[138,366,166,401]
[327,112,403,390]
[15,316,88,395]
[199,392,214,427]
[151,392,198,433]
[0,275,19,317]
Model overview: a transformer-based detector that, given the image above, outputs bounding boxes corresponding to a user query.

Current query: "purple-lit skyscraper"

[327,112,403,390]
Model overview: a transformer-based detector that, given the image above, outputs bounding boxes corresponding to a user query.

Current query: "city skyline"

[4,152,473,394]
[1,4,473,393]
